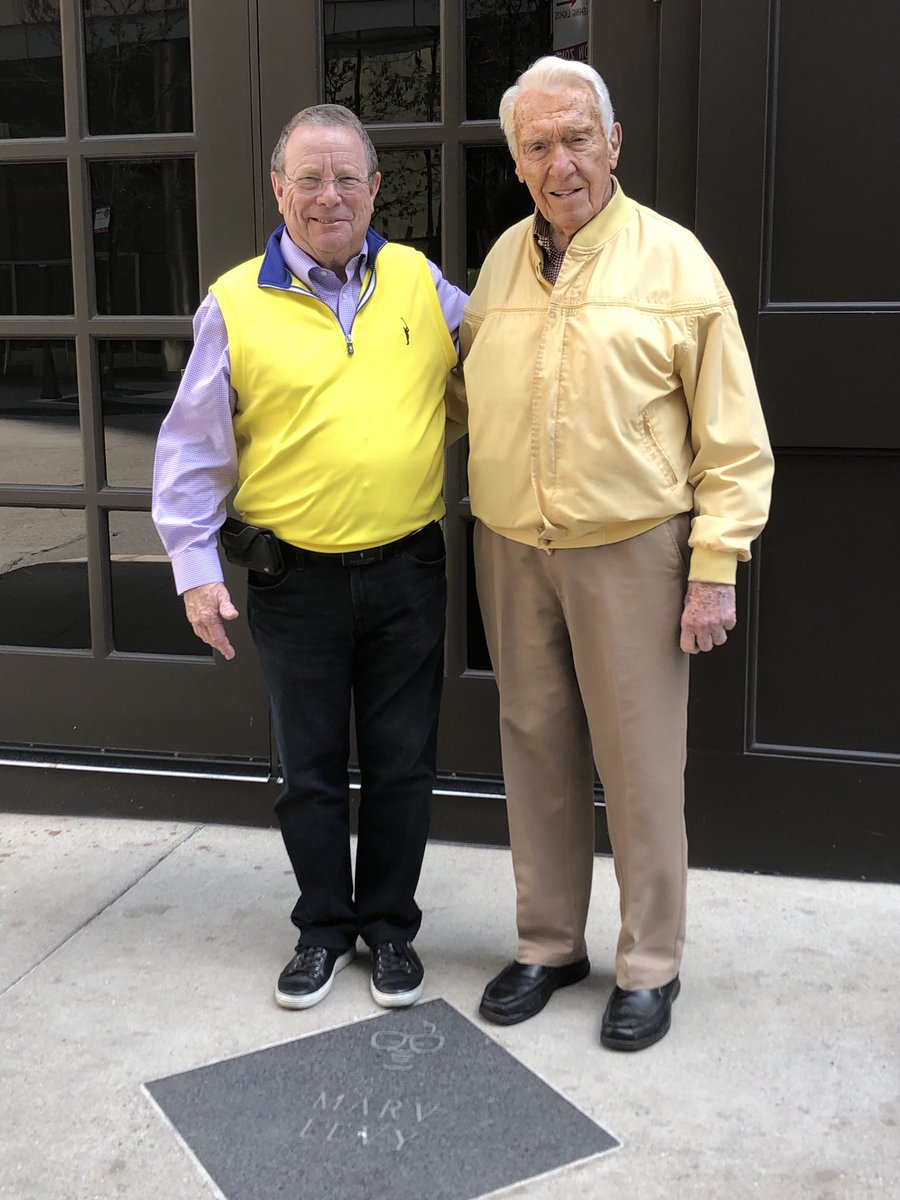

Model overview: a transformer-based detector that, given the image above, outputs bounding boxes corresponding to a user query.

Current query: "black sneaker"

[370,941,425,1008]
[275,944,355,1010]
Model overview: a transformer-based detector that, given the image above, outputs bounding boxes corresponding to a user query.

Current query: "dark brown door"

[683,0,900,880]
[0,1,272,771]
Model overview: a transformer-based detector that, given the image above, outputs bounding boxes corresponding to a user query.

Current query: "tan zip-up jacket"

[457,184,773,583]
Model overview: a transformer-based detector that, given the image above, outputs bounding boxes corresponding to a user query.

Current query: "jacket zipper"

[262,262,377,358]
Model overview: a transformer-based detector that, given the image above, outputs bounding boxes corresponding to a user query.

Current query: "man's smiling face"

[513,85,622,246]
[271,123,380,275]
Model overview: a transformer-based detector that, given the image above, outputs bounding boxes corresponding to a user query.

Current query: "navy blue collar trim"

[257,225,388,290]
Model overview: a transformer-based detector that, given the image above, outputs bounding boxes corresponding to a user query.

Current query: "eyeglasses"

[285,174,372,196]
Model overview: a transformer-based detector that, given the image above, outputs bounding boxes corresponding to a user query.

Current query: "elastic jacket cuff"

[688,547,738,585]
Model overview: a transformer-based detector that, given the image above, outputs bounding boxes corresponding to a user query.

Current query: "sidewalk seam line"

[0,823,205,998]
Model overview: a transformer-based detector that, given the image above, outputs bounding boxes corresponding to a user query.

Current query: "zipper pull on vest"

[345,332,354,356]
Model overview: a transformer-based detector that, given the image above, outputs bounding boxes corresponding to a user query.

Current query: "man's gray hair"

[499,56,616,159]
[270,104,379,177]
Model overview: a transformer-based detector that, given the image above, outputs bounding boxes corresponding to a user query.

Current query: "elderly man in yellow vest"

[153,105,466,1012]
[458,58,773,1050]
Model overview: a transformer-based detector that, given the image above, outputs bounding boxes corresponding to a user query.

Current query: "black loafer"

[479,957,590,1025]
[600,976,681,1051]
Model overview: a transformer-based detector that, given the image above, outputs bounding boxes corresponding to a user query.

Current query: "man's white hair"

[499,56,616,159]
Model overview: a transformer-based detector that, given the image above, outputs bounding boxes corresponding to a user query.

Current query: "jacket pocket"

[639,411,679,489]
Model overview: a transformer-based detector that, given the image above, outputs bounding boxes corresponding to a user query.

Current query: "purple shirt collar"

[278,228,369,291]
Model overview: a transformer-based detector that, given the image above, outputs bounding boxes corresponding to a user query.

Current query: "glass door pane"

[0,1,65,138]
[90,159,198,315]
[373,148,442,264]
[0,163,73,314]
[83,0,193,134]
[0,340,80,484]
[0,507,90,650]
[323,0,441,122]
[465,0,554,119]
[100,338,191,487]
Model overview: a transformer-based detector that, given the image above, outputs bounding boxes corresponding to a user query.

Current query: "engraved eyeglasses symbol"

[371,1020,445,1070]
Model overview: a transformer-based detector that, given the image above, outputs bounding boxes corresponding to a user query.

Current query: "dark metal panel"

[687,0,772,763]
[764,0,900,306]
[686,750,900,883]
[0,572,267,756]
[751,452,900,759]
[689,0,900,885]
[256,0,320,243]
[0,763,282,824]
[441,0,466,288]
[589,0,659,207]
[191,0,258,282]
[53,136,199,158]
[655,0,700,226]
[0,488,85,507]
[0,317,194,339]
[695,0,770,344]
[757,313,900,449]
[0,140,67,163]
[59,0,88,144]
[685,567,755,754]
[436,673,501,777]
[59,3,107,657]
[456,123,519,145]
[76,215,111,657]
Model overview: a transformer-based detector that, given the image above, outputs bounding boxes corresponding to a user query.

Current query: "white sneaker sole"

[370,978,425,1009]
[275,947,355,1010]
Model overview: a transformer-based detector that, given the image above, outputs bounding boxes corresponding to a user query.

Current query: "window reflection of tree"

[323,4,440,124]
[19,1,190,131]
[465,0,553,121]
[78,0,192,135]
[324,6,441,261]
[325,39,440,124]
[372,150,441,265]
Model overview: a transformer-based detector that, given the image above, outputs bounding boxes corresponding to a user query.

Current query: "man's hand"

[183,583,239,661]
[680,581,736,654]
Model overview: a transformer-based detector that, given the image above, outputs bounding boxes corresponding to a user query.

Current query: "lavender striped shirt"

[152,230,467,594]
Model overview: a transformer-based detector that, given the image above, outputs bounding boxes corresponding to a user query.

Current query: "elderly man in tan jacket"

[457,56,773,1050]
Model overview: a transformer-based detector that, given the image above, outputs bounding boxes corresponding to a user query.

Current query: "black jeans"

[247,523,446,952]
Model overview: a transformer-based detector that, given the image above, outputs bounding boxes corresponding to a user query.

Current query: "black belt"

[276,523,436,569]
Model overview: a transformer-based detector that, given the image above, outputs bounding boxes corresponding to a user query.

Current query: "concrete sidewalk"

[1,811,898,1200]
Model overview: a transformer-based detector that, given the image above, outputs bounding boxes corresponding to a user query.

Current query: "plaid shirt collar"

[532,212,567,284]
[531,179,618,283]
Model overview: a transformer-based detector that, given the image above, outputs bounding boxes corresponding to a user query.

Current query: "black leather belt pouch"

[219,517,285,575]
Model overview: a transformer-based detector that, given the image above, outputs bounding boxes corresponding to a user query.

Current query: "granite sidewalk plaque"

[144,998,619,1200]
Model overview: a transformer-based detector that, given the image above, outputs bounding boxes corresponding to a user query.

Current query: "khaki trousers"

[474,516,691,990]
